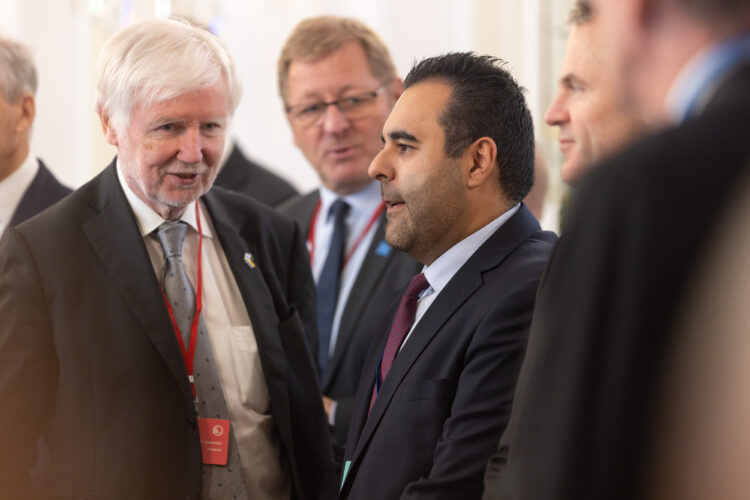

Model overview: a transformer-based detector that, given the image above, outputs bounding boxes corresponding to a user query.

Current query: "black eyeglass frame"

[285,81,392,125]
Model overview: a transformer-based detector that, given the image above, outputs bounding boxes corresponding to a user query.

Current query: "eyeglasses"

[286,83,390,128]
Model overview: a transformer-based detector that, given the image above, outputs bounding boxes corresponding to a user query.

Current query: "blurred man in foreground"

[491,0,750,498]
[544,0,643,186]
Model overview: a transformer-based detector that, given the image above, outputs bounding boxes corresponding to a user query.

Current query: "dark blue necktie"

[316,199,350,378]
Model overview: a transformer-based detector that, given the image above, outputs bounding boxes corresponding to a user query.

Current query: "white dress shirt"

[0,153,38,238]
[312,181,383,358]
[666,32,750,122]
[116,163,290,499]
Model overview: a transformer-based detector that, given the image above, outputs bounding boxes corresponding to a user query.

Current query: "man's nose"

[544,91,569,127]
[369,145,392,181]
[177,127,202,164]
[321,103,351,135]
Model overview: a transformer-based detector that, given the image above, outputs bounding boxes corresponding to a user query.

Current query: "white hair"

[0,35,37,102]
[95,18,242,132]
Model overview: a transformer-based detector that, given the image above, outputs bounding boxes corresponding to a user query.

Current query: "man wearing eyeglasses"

[277,16,421,454]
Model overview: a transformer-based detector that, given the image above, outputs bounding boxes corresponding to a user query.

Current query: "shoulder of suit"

[276,189,319,228]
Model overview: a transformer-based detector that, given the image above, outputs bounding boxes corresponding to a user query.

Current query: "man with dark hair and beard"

[339,52,556,499]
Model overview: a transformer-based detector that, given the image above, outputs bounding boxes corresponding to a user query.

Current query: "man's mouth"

[383,197,405,215]
[165,171,202,186]
[326,145,358,158]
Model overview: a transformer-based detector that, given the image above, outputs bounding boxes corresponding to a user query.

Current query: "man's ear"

[15,93,35,134]
[466,136,497,189]
[390,77,404,101]
[98,107,119,146]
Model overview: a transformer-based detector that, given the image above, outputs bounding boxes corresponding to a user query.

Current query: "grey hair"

[95,17,242,132]
[0,35,37,102]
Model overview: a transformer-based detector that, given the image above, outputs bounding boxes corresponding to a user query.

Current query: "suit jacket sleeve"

[481,423,511,499]
[0,228,56,500]
[399,271,539,499]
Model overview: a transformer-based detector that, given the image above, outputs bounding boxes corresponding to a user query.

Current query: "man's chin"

[324,172,373,195]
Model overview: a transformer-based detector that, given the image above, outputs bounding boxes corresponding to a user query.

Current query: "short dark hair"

[403,52,534,203]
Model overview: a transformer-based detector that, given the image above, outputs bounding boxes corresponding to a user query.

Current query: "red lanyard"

[161,202,204,400]
[306,199,385,268]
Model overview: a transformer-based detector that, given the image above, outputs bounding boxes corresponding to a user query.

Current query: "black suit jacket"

[8,159,71,227]
[213,144,298,207]
[0,162,337,500]
[279,189,422,447]
[340,205,556,499]
[484,62,750,500]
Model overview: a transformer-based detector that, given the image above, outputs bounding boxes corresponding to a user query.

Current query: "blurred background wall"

[0,0,573,230]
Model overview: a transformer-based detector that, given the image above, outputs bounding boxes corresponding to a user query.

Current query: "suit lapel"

[348,205,541,469]
[278,190,319,236]
[202,193,294,454]
[82,162,194,403]
[323,216,392,389]
[10,160,69,227]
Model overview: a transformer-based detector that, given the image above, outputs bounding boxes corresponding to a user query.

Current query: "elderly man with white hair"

[0,18,336,500]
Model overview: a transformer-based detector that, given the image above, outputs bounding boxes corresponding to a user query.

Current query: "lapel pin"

[243,252,256,269]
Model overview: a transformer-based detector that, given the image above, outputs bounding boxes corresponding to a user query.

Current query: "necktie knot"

[156,220,188,259]
[328,198,350,221]
[404,272,430,301]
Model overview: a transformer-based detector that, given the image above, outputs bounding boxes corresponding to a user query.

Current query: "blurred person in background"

[276,16,421,453]
[0,34,70,239]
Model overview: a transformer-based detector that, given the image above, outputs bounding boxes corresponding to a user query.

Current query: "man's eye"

[342,96,365,107]
[158,123,174,131]
[397,143,412,153]
[299,103,323,116]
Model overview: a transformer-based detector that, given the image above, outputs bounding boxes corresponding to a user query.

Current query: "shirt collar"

[115,158,213,239]
[423,204,520,294]
[318,180,382,221]
[666,31,750,122]
[0,152,38,226]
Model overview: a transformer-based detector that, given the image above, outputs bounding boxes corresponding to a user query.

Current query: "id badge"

[197,418,230,465]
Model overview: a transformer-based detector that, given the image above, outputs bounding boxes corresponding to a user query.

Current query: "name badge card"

[197,418,230,465]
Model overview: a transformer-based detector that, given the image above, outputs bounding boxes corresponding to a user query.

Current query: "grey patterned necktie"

[156,220,247,500]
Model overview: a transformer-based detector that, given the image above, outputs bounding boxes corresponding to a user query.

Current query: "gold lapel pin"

[243,252,256,269]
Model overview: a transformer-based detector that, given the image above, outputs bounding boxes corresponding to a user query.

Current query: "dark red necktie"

[370,272,430,411]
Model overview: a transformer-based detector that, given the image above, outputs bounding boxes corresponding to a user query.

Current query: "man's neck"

[0,143,29,183]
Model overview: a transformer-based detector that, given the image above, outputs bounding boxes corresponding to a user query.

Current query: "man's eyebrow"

[387,129,419,143]
[561,73,584,88]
